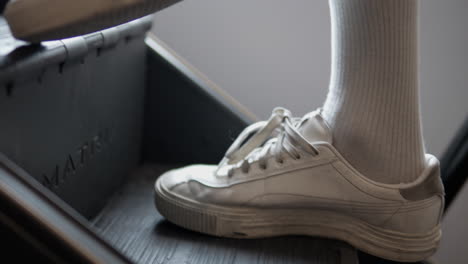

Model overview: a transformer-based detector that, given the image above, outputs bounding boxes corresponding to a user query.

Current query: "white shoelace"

[218,107,319,177]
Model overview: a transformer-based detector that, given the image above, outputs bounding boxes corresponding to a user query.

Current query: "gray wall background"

[151,0,468,262]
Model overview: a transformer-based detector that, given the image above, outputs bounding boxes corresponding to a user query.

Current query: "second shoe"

[4,0,181,42]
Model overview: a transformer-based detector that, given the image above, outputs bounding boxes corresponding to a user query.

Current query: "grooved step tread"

[92,164,357,264]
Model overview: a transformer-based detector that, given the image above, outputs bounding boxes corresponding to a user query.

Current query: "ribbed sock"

[322,0,426,184]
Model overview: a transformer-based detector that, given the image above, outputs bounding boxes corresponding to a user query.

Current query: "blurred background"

[150,0,468,262]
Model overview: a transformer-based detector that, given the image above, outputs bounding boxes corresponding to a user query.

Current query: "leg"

[323,0,425,184]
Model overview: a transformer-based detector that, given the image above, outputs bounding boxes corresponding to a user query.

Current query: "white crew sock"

[322,0,426,184]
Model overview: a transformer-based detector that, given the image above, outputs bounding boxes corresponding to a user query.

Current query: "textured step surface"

[92,164,358,264]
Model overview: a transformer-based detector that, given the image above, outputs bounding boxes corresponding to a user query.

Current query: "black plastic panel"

[441,115,468,212]
[0,17,151,218]
[143,35,254,164]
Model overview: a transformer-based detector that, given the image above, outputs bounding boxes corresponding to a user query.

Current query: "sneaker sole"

[4,0,181,42]
[154,179,441,263]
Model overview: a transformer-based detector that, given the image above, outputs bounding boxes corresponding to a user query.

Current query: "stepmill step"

[92,164,358,264]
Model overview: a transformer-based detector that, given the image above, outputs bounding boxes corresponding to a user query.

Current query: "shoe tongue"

[297,110,333,144]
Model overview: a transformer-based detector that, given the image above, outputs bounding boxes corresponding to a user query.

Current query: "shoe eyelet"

[276,158,284,165]
[296,154,302,160]
[259,163,267,170]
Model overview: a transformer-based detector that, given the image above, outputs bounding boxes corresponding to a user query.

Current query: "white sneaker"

[4,0,181,42]
[154,108,444,262]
